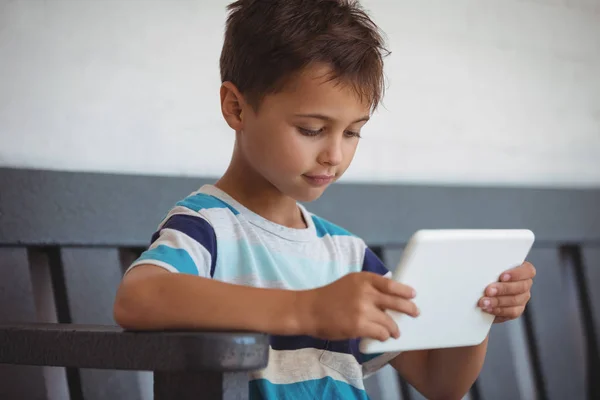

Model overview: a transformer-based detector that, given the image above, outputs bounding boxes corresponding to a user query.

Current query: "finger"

[368,308,401,339]
[487,306,524,319]
[485,280,532,297]
[480,292,531,308]
[369,274,416,299]
[359,321,393,342]
[493,317,511,324]
[376,293,420,317]
[499,261,536,282]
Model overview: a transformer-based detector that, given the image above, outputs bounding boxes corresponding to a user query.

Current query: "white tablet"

[359,229,535,354]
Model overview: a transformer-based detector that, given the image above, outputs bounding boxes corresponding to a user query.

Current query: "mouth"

[302,174,335,187]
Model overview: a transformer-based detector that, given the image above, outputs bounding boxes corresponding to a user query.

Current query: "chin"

[292,187,328,203]
[274,179,332,203]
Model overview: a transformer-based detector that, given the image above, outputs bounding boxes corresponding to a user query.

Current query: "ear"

[220,81,246,131]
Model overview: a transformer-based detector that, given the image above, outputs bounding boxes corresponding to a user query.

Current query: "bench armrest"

[0,323,269,372]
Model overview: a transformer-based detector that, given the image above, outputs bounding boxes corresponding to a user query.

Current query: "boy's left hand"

[479,261,536,323]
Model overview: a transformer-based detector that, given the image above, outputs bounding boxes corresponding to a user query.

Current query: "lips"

[303,174,335,187]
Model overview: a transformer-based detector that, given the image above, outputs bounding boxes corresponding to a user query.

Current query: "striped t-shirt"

[127,184,398,399]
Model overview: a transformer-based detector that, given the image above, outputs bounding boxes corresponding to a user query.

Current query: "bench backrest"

[1,167,599,400]
[0,246,146,400]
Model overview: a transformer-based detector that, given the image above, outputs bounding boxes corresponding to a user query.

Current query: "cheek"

[340,140,359,167]
[274,132,314,172]
[245,123,308,170]
[280,133,309,156]
[243,120,277,154]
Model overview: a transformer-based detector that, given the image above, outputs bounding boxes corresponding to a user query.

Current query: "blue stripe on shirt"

[249,377,369,400]
[271,336,378,364]
[151,214,218,277]
[176,193,240,215]
[312,215,354,238]
[136,244,198,275]
[362,247,389,276]
[270,335,328,352]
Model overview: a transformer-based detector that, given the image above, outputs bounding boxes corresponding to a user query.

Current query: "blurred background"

[0,1,599,399]
[1,0,599,186]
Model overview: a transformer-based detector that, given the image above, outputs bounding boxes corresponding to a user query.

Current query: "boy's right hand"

[300,272,419,341]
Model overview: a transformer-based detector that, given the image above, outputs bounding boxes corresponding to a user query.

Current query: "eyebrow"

[294,113,370,124]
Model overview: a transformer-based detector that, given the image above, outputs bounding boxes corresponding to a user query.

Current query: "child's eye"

[298,127,322,136]
[344,130,362,138]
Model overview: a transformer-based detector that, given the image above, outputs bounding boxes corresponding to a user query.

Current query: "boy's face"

[236,64,371,202]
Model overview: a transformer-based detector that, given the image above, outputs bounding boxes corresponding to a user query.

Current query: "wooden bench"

[1,167,599,400]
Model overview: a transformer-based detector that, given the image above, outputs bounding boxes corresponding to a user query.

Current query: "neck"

[215,145,307,229]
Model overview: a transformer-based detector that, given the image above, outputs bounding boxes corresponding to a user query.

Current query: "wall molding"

[1,167,599,246]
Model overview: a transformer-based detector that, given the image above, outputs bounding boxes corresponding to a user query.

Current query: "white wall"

[1,0,599,187]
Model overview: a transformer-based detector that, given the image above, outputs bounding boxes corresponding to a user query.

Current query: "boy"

[114,0,536,399]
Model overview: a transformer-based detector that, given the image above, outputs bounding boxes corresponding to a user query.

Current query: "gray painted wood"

[28,249,70,400]
[1,168,600,399]
[582,246,600,352]
[504,318,537,400]
[580,245,600,398]
[1,167,599,247]
[382,247,404,274]
[526,247,587,400]
[59,247,142,400]
[477,320,528,400]
[154,371,250,400]
[0,247,49,400]
[364,371,385,400]
[365,364,403,400]
[476,260,540,400]
[0,322,270,372]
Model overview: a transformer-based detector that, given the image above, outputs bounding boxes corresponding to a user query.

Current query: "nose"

[317,134,343,167]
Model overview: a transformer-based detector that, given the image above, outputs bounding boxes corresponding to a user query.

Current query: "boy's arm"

[114,264,305,335]
[114,265,420,339]
[390,337,489,400]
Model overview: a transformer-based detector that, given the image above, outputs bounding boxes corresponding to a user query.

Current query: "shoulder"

[157,191,241,232]
[151,190,244,251]
[307,211,369,255]
[309,213,357,239]
[174,191,240,216]
[306,212,389,276]
[139,191,240,277]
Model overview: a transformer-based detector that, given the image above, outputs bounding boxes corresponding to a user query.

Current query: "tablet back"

[360,229,535,354]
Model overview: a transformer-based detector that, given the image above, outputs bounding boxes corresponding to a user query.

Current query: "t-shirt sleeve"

[126,211,217,278]
[361,246,391,278]
[359,244,401,377]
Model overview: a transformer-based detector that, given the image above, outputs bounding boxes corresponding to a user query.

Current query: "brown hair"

[220,0,389,111]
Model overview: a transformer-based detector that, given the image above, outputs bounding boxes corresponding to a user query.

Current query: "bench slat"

[580,246,600,398]
[477,318,533,400]
[526,247,587,399]
[154,371,250,400]
[0,247,49,400]
[0,323,269,372]
[582,246,600,355]
[59,247,141,400]
[2,167,600,246]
